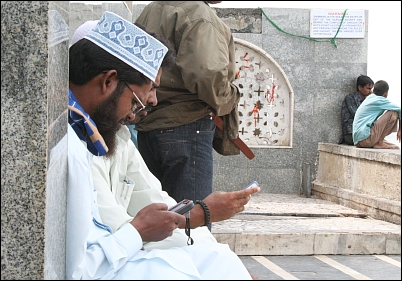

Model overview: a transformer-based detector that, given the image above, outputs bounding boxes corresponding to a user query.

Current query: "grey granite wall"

[1,1,69,279]
[1,1,132,279]
[217,8,368,194]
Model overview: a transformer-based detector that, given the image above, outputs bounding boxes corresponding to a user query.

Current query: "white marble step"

[212,193,401,255]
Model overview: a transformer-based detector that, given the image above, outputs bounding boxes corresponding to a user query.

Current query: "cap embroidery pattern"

[85,12,167,81]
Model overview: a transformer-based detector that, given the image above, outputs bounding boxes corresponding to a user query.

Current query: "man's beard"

[92,86,123,158]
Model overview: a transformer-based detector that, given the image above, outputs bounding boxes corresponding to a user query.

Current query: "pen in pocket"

[123,179,130,199]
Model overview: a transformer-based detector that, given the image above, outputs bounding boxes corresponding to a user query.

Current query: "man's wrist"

[189,204,205,228]
[195,200,210,227]
[189,202,211,228]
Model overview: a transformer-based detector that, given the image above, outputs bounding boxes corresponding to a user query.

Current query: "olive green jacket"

[135,1,240,139]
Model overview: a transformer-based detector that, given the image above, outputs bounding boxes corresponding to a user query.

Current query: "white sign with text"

[310,9,365,38]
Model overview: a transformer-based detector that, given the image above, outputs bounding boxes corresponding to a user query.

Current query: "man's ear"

[101,70,119,95]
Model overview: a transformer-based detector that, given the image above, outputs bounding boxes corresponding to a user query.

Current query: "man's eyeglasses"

[122,80,146,114]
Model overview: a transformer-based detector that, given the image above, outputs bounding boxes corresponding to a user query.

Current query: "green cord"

[259,7,348,48]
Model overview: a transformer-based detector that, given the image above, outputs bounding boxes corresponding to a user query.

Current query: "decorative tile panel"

[234,38,294,148]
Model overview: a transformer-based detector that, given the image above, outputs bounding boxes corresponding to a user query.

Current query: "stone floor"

[211,193,401,255]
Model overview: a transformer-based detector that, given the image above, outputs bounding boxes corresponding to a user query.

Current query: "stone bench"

[311,143,401,224]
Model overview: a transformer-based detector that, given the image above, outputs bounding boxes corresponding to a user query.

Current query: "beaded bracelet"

[195,200,210,227]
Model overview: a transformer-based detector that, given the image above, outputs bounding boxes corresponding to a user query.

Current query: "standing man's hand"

[204,186,260,222]
[187,185,260,228]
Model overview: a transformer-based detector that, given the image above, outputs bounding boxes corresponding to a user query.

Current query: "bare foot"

[373,143,400,149]
[383,140,400,149]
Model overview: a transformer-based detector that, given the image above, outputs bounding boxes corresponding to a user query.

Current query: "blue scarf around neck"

[68,90,108,156]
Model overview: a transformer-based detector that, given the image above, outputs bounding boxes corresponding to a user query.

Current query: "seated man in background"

[353,80,400,149]
[71,20,260,250]
[65,12,257,280]
[339,75,374,145]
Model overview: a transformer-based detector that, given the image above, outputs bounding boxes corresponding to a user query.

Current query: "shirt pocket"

[115,177,135,210]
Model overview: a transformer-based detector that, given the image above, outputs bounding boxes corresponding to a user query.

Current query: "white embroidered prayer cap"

[84,11,168,82]
[70,20,99,46]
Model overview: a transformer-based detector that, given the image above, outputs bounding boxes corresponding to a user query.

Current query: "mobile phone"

[243,181,259,190]
[168,199,194,215]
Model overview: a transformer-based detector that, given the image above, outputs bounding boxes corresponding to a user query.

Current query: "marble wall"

[214,8,368,194]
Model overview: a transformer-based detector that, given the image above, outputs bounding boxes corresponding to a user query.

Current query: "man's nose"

[147,92,158,107]
[127,111,136,121]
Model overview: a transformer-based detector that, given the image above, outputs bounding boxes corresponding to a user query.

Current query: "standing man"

[134,1,240,210]
[63,11,255,279]
[353,80,400,149]
[339,75,374,145]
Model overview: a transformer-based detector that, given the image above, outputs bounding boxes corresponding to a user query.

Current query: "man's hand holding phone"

[243,181,259,190]
[168,199,194,215]
[131,203,185,242]
[200,182,260,225]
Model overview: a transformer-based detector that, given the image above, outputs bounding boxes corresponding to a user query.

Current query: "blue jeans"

[137,115,215,203]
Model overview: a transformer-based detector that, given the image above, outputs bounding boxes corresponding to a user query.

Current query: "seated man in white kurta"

[64,12,258,280]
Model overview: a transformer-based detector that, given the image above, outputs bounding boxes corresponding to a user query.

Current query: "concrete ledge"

[317,143,401,165]
[312,182,401,224]
[312,143,401,224]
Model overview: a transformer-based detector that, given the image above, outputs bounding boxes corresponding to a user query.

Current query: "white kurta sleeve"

[66,126,143,280]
